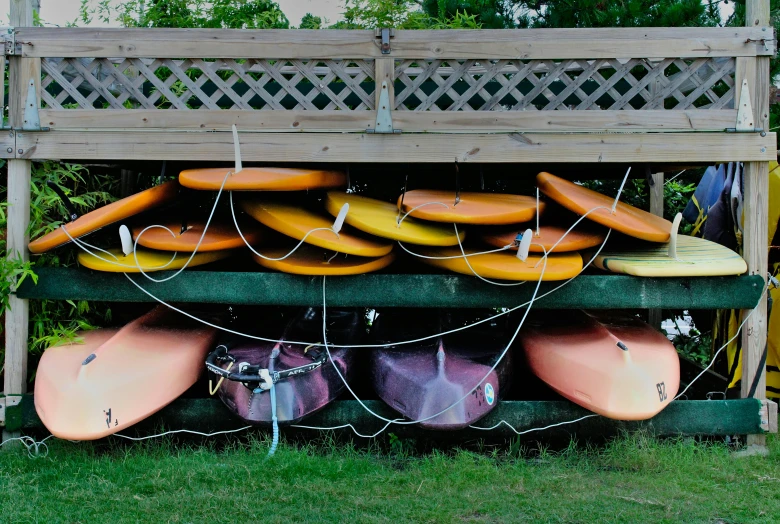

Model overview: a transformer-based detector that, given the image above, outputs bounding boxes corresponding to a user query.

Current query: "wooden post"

[648,169,664,328]
[3,0,39,442]
[739,0,770,448]
[374,57,394,110]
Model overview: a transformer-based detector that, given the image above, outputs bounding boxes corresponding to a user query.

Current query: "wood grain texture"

[37,109,739,133]
[8,130,775,163]
[4,0,35,438]
[14,27,775,59]
[741,0,771,447]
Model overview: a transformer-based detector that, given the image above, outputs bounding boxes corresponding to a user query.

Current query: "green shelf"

[6,395,769,438]
[15,268,765,309]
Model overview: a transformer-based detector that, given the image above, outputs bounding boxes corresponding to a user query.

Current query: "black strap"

[47,180,79,221]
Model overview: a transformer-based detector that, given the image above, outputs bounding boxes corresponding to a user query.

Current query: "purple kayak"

[371,310,512,430]
[207,308,361,426]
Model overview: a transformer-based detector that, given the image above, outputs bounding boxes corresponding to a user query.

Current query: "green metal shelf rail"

[4,395,771,439]
[16,268,765,309]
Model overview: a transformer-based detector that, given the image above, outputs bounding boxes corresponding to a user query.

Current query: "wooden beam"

[15,269,765,310]
[4,0,38,443]
[7,395,773,438]
[14,27,775,59]
[740,0,771,448]
[648,170,664,328]
[37,109,739,134]
[7,130,776,163]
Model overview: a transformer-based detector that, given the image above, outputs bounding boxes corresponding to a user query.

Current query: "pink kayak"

[520,311,679,420]
[34,307,217,440]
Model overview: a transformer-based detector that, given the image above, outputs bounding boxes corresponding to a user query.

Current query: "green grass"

[1,433,779,523]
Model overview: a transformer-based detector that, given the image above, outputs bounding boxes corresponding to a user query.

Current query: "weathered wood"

[14,269,765,310]
[4,0,37,444]
[740,0,771,449]
[7,395,773,439]
[648,170,664,328]
[374,57,394,109]
[8,130,775,162]
[15,27,776,59]
[36,109,739,133]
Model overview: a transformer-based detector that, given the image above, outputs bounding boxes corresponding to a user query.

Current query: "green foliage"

[0,434,778,522]
[511,0,722,28]
[299,13,323,29]
[0,161,116,374]
[671,324,713,365]
[421,0,511,28]
[336,0,482,28]
[79,0,289,29]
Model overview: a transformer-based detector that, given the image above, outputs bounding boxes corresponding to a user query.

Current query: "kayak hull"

[34,307,217,440]
[371,312,511,430]
[521,311,680,420]
[215,309,361,425]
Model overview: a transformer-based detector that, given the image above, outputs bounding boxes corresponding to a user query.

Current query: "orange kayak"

[240,199,393,257]
[28,181,179,254]
[179,167,346,191]
[536,172,672,242]
[521,311,679,420]
[480,223,606,253]
[398,190,542,225]
[34,307,217,440]
[416,247,582,281]
[132,219,264,252]
[253,244,395,276]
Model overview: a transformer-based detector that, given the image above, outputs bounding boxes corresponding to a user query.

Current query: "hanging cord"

[675,281,770,401]
[267,348,280,457]
[313,249,547,428]
[0,435,54,458]
[117,227,613,350]
[229,191,342,261]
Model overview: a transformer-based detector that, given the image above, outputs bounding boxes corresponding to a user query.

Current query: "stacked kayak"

[208,308,361,425]
[34,306,217,440]
[371,310,511,430]
[520,310,680,420]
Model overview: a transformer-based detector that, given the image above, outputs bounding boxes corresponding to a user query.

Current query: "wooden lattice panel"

[393,58,735,111]
[41,58,376,110]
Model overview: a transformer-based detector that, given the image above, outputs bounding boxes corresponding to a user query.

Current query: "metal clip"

[376,28,394,55]
[367,81,401,134]
[3,27,15,55]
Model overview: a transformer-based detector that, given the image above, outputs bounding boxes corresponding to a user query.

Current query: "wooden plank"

[374,57,394,109]
[648,170,664,328]
[4,0,37,443]
[8,129,775,163]
[8,395,772,438]
[14,269,765,310]
[741,0,771,449]
[36,109,739,133]
[15,27,775,59]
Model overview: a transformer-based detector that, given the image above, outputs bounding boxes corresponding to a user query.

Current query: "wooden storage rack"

[2,0,779,442]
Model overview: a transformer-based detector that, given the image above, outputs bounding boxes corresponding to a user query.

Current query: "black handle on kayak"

[46,180,79,221]
[205,348,265,382]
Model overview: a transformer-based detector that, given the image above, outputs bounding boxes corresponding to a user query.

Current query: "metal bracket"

[2,27,15,55]
[376,28,394,55]
[725,79,766,135]
[367,81,400,134]
[22,78,48,132]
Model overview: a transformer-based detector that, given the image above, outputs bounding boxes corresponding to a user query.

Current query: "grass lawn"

[1,432,778,523]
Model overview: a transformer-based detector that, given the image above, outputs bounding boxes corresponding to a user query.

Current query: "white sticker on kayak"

[484,383,495,405]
